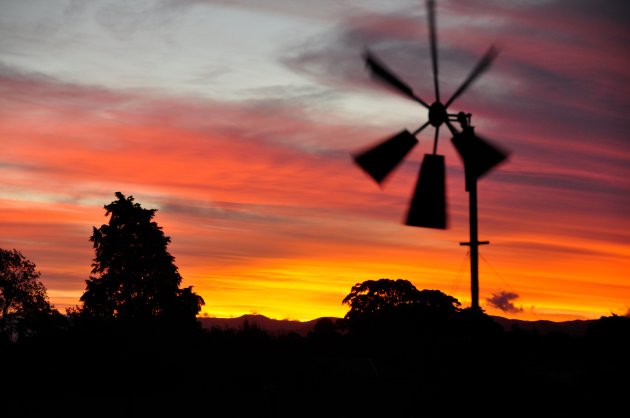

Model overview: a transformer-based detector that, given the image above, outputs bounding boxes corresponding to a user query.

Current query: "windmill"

[353,0,509,310]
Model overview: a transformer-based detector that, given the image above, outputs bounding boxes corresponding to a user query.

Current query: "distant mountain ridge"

[198,314,337,336]
[490,316,593,337]
[199,314,596,337]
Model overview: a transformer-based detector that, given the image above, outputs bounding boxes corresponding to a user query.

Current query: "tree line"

[1,192,204,341]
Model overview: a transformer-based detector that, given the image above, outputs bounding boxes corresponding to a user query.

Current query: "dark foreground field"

[2,314,628,418]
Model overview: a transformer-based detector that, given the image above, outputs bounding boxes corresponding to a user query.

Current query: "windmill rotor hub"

[428,102,447,127]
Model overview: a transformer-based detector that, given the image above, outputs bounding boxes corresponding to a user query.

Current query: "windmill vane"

[353,0,510,310]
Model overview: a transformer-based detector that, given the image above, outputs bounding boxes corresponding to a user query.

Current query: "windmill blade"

[353,130,419,184]
[451,128,509,189]
[406,154,447,229]
[364,50,430,108]
[427,0,440,102]
[444,46,498,108]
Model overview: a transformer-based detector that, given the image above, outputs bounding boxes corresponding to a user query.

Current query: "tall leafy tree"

[80,192,204,322]
[341,278,462,340]
[342,278,461,321]
[0,248,56,340]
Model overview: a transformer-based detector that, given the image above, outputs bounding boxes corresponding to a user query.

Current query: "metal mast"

[450,114,489,310]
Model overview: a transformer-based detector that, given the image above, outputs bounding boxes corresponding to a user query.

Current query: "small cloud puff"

[487,290,523,313]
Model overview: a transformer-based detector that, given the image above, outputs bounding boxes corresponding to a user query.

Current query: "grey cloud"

[487,290,524,313]
[94,0,187,40]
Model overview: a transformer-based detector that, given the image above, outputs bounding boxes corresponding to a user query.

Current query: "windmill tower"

[353,0,509,310]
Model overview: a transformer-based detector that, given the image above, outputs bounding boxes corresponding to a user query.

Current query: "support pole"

[460,179,488,310]
[458,123,489,311]
[469,178,481,309]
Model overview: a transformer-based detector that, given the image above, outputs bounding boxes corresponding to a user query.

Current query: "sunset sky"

[1,0,628,321]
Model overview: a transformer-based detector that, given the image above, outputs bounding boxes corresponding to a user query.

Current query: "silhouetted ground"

[1,314,627,418]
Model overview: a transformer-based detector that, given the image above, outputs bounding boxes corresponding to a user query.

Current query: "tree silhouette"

[341,278,463,343]
[0,248,57,340]
[79,192,204,323]
[342,278,460,321]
